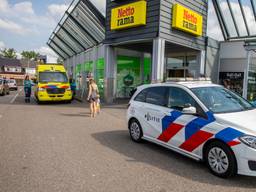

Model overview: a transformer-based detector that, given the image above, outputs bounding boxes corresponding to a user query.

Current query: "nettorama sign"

[111,1,147,30]
[172,4,203,36]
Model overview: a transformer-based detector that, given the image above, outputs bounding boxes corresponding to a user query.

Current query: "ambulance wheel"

[129,119,143,143]
[205,141,237,178]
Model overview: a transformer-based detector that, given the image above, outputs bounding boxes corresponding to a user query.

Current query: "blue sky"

[0,0,224,62]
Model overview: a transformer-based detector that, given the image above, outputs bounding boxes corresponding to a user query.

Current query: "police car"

[127,80,256,178]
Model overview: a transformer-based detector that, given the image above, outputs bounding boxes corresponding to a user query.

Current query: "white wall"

[219,41,248,73]
[219,41,247,59]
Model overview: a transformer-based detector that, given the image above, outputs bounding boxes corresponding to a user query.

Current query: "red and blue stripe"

[158,110,244,152]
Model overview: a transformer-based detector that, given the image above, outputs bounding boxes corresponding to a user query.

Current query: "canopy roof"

[47,0,105,59]
[212,0,256,41]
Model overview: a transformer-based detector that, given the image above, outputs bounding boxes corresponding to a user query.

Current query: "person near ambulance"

[24,75,34,103]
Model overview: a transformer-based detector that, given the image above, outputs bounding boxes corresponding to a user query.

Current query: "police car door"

[157,86,208,153]
[142,86,170,139]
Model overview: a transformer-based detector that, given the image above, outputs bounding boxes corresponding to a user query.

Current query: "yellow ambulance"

[34,64,72,103]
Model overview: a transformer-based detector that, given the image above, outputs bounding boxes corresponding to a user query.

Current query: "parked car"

[7,79,18,91]
[0,78,10,96]
[127,81,256,178]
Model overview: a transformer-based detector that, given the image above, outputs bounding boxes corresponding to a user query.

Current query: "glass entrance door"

[166,53,199,78]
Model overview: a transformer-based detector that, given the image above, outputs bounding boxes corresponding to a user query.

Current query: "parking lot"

[0,89,256,192]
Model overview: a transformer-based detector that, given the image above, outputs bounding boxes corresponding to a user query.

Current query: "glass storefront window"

[96,58,105,97]
[166,54,198,78]
[247,56,256,101]
[166,56,185,78]
[116,56,141,98]
[186,56,198,78]
[143,57,151,84]
[219,72,244,96]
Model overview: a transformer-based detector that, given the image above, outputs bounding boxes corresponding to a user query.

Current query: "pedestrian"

[87,79,99,118]
[70,78,76,100]
[223,79,231,89]
[24,75,32,103]
[97,97,101,114]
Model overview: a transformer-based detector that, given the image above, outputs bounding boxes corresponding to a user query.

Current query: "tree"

[0,48,17,59]
[21,51,40,60]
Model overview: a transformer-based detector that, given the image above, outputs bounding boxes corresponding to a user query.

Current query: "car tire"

[205,141,237,178]
[129,119,143,143]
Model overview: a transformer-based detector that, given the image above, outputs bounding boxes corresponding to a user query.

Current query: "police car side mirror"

[182,106,197,115]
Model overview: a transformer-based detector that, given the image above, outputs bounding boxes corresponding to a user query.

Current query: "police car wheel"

[129,119,143,142]
[205,141,237,178]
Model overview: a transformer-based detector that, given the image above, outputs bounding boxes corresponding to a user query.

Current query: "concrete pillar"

[140,53,144,83]
[104,45,117,103]
[243,50,251,99]
[92,46,98,79]
[151,38,165,83]
[199,50,206,77]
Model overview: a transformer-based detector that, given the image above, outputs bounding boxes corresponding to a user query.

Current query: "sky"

[0,0,250,63]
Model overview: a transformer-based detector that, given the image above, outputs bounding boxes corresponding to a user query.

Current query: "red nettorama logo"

[118,6,135,18]
[183,10,197,24]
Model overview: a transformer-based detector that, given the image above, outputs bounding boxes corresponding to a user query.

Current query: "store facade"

[49,0,220,103]
[102,0,208,102]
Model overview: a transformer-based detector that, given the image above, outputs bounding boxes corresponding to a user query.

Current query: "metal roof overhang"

[212,0,256,41]
[47,0,105,59]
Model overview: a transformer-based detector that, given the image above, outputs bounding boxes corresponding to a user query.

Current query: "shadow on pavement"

[92,130,256,188]
[60,112,91,117]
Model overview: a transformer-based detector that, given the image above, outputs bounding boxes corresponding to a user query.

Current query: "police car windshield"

[39,72,68,83]
[191,87,254,113]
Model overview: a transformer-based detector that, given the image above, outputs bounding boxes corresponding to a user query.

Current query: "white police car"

[127,81,256,178]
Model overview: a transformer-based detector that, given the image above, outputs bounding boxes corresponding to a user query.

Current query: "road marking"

[10,89,22,104]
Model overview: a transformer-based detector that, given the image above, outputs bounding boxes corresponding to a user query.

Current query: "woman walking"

[87,79,99,117]
[24,75,32,103]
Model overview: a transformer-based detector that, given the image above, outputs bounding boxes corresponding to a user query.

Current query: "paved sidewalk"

[0,95,256,192]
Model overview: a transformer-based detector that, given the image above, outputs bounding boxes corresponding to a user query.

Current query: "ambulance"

[34,64,72,103]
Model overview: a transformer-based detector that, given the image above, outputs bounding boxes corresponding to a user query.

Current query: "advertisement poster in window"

[219,72,244,96]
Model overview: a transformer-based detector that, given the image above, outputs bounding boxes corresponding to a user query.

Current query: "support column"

[199,50,206,77]
[243,50,251,99]
[151,38,165,83]
[140,53,145,83]
[92,46,98,79]
[104,45,117,104]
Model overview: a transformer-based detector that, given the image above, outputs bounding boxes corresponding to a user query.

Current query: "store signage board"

[111,1,147,30]
[172,4,203,36]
